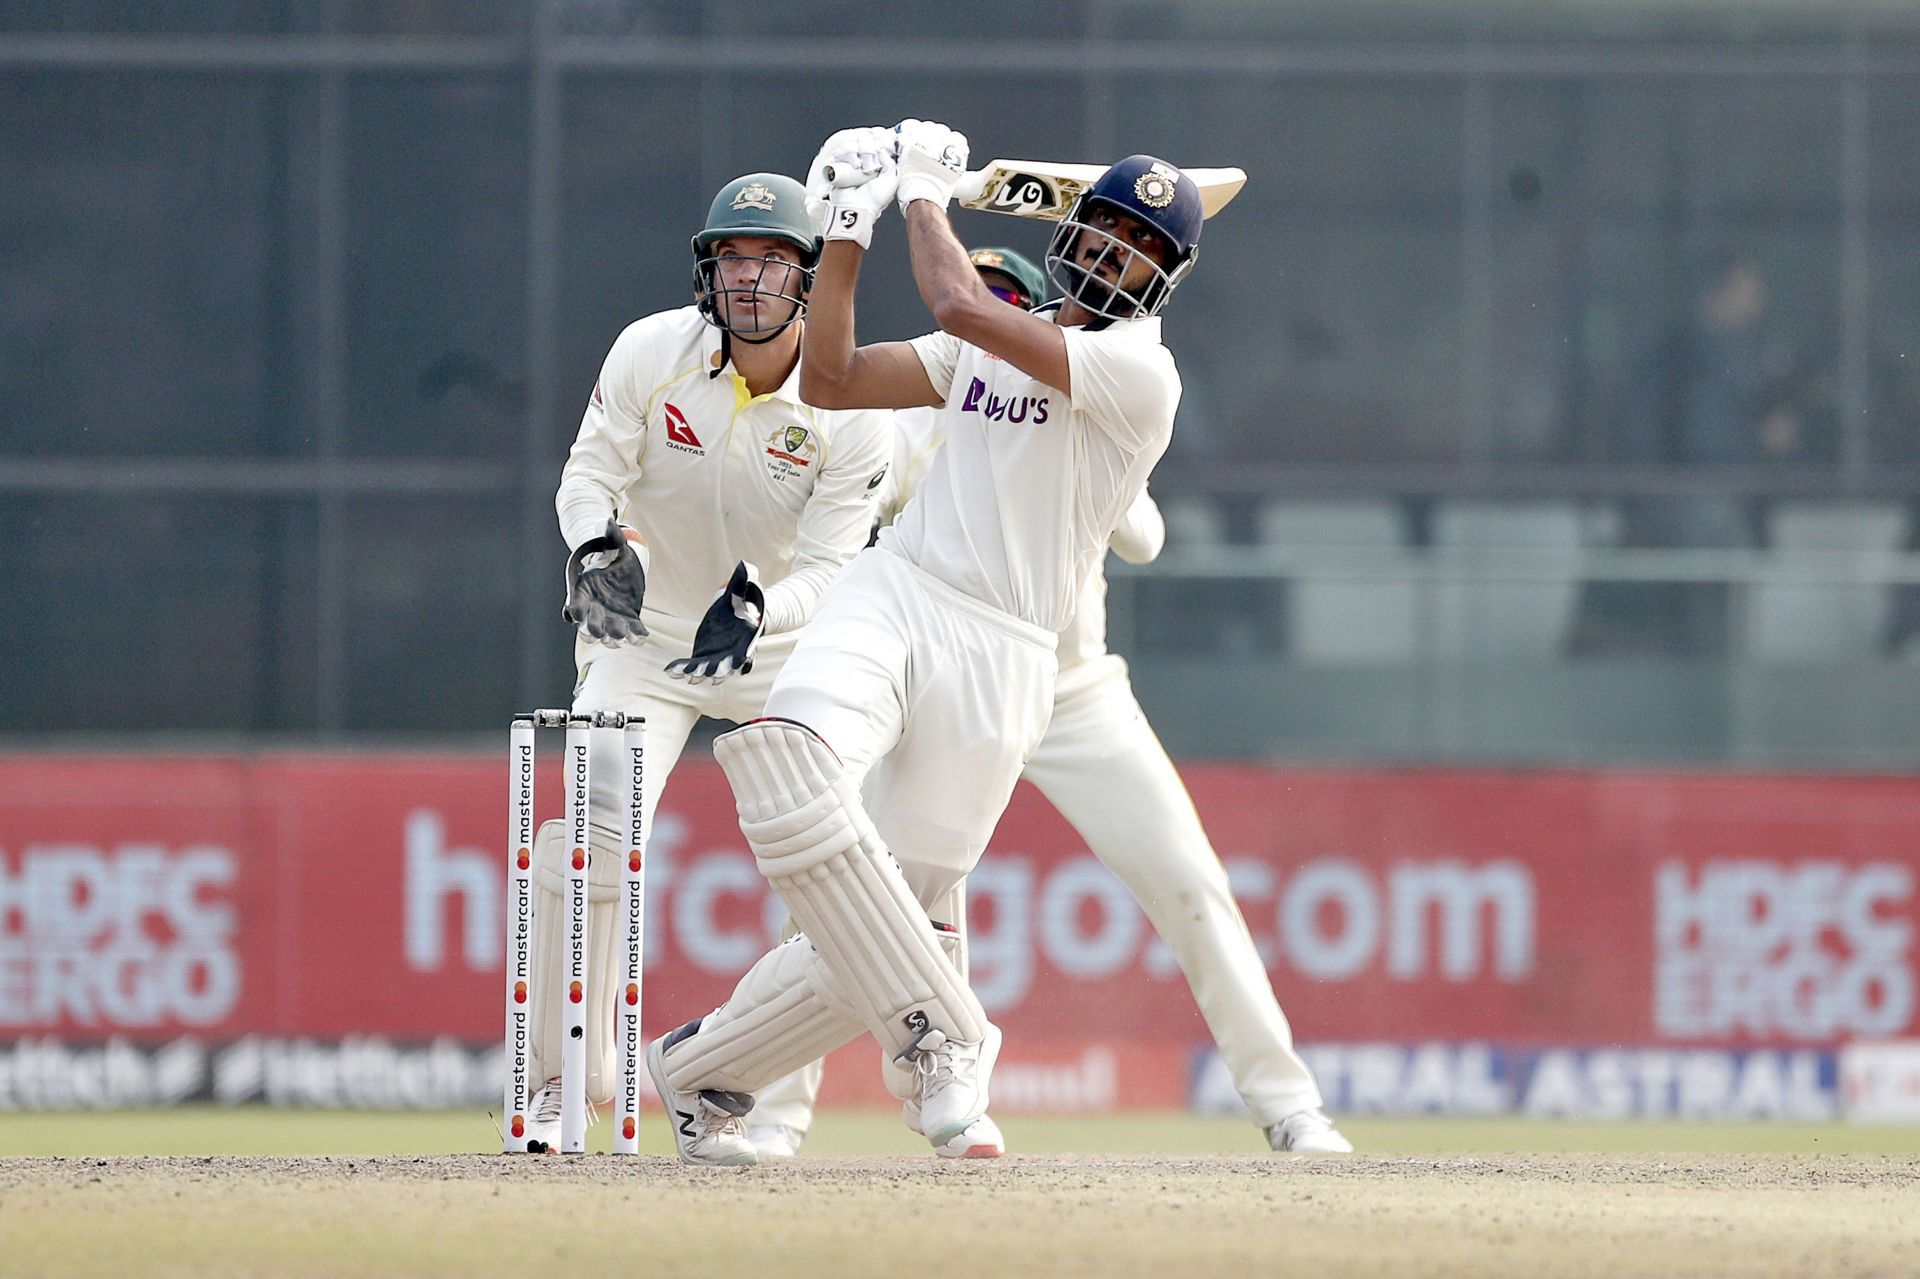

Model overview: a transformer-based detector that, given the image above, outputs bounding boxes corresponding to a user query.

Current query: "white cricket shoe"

[905,1022,1001,1147]
[646,1020,758,1167]
[745,1123,807,1159]
[518,1075,564,1153]
[1267,1108,1354,1154]
[903,1098,1005,1159]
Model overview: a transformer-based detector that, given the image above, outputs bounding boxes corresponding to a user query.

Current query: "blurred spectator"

[1570,248,1830,657]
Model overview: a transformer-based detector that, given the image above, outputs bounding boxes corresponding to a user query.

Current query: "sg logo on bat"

[986,171,1074,216]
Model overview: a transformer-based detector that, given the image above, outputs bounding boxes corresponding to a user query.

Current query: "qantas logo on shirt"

[959,376,1049,424]
[662,402,705,453]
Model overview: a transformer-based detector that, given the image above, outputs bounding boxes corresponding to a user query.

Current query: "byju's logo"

[959,376,1049,424]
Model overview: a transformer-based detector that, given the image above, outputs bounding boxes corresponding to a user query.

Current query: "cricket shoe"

[904,1021,1001,1147]
[1267,1108,1354,1154]
[646,1020,759,1166]
[745,1123,807,1159]
[903,1098,1005,1159]
[518,1075,564,1154]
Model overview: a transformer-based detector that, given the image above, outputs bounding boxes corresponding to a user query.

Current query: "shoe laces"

[911,1030,975,1094]
[531,1076,564,1123]
[697,1095,749,1141]
[1280,1109,1334,1144]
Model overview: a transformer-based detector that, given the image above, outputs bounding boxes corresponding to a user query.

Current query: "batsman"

[517,172,891,1151]
[743,245,1351,1158]
[647,121,1212,1164]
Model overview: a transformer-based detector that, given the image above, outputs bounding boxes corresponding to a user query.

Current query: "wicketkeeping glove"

[563,515,650,644]
[893,118,969,212]
[664,561,764,685]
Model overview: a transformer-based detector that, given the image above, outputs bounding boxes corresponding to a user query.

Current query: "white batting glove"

[893,118,969,212]
[805,126,899,251]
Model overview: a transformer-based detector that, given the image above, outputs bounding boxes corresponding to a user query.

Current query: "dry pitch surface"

[2,1113,1917,1278]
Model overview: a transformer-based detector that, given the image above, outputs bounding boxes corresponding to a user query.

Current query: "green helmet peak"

[693,173,819,263]
[968,245,1048,310]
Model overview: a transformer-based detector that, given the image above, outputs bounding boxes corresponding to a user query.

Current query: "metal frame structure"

[3,16,1912,737]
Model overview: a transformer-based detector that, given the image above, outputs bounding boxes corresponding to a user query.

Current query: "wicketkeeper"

[517,172,891,1152]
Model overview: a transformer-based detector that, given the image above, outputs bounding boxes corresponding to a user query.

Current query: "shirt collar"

[701,320,808,408]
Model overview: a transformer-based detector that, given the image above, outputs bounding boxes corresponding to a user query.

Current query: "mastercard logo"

[516,847,530,870]
[628,850,643,872]
[572,848,586,870]
[624,983,639,1006]
[622,1116,636,1140]
[511,1115,525,1138]
[513,981,527,1004]
[569,980,583,1003]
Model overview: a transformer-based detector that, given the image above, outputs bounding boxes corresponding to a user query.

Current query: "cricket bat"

[823,157,1247,222]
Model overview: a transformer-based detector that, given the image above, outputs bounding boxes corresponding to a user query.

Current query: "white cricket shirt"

[877,401,1169,669]
[883,310,1179,634]
[556,306,892,632]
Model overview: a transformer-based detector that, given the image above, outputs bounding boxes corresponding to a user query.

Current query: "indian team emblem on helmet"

[1134,163,1179,210]
[763,423,818,480]
[731,180,778,212]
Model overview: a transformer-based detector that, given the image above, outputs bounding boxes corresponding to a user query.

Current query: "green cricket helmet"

[691,173,820,342]
[967,246,1048,311]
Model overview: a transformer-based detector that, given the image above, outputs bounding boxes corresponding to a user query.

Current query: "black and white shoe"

[646,1020,758,1166]
[519,1075,564,1153]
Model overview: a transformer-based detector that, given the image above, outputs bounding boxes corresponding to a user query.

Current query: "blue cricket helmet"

[1045,154,1204,319]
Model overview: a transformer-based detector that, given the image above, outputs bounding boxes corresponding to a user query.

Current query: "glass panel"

[0,0,521,35]
[1867,79,1920,465]
[554,72,708,439]
[0,497,297,731]
[0,2,289,34]
[336,498,519,730]
[341,75,528,458]
[551,0,700,37]
[1,74,294,457]
[662,0,1090,39]
[1538,79,1843,480]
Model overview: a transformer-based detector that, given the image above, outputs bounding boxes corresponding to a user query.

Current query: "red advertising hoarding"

[2,755,1914,1110]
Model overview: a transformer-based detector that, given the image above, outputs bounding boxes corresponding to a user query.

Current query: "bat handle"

[824,165,990,203]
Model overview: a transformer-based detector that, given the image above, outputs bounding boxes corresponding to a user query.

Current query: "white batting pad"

[661,935,865,1095]
[714,719,989,1056]
[528,818,624,1104]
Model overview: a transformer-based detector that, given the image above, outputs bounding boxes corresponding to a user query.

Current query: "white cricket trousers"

[749,652,1326,1130]
[660,547,1056,1101]
[766,545,1057,904]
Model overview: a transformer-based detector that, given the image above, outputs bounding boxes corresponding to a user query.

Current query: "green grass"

[3,1107,1917,1158]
